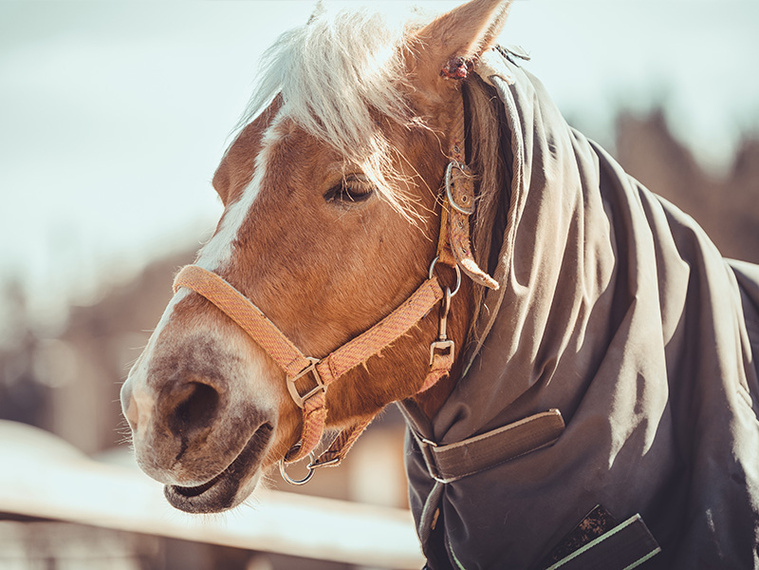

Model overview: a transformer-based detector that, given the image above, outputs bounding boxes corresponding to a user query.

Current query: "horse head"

[120,0,511,514]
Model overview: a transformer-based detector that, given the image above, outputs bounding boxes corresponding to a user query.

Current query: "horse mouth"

[164,422,273,513]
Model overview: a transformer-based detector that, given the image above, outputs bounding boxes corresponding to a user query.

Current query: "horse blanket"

[399,48,759,569]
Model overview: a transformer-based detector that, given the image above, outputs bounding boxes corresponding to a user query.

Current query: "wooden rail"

[0,420,424,568]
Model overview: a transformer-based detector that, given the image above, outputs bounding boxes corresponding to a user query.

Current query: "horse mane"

[462,74,511,338]
[239,4,426,212]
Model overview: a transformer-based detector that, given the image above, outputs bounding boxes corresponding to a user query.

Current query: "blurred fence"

[0,420,424,570]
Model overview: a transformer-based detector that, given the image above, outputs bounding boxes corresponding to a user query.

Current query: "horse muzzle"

[120,332,281,513]
[162,420,274,513]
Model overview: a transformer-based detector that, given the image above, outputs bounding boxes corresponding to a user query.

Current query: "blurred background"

[1,1,758,568]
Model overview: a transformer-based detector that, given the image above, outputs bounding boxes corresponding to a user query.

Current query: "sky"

[1,0,758,332]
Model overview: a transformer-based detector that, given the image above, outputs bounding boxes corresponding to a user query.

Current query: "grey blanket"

[400,49,759,569]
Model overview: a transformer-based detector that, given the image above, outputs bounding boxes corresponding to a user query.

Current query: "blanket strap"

[413,409,565,484]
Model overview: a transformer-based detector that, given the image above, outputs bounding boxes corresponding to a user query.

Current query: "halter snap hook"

[430,286,455,365]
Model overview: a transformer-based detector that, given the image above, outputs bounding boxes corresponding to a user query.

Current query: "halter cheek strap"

[438,65,499,291]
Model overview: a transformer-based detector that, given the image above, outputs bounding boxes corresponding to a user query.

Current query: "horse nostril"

[169,382,220,436]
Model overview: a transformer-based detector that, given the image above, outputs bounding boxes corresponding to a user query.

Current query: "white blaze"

[196,118,282,272]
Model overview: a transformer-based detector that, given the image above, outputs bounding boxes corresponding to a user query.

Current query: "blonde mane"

[238,3,508,232]
[241,4,427,211]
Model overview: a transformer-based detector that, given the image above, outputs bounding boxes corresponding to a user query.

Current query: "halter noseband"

[172,263,451,478]
[172,75,498,485]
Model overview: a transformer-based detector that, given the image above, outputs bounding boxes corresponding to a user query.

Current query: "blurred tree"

[616,109,759,264]
[0,281,49,427]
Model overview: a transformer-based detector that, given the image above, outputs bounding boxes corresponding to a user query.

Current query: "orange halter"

[172,80,498,485]
[173,262,451,475]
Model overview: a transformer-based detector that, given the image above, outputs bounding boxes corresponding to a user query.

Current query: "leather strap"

[174,266,444,386]
[310,416,373,468]
[436,65,499,291]
[441,163,499,290]
[316,277,444,385]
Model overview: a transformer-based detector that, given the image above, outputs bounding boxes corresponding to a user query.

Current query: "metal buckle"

[279,449,342,486]
[430,339,455,365]
[310,455,340,469]
[417,436,448,484]
[287,357,326,408]
[445,161,475,216]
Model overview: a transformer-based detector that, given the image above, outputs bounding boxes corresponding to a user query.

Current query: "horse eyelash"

[324,176,375,203]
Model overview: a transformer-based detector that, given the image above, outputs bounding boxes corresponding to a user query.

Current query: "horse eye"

[324,174,374,204]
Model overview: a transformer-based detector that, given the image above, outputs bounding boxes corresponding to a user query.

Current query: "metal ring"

[443,286,453,317]
[279,452,316,486]
[428,256,462,297]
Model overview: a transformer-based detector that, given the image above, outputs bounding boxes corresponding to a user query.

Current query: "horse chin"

[164,422,273,514]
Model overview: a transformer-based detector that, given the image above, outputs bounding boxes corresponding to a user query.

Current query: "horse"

[120,1,759,568]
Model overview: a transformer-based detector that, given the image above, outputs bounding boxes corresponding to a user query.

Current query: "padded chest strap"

[413,409,565,484]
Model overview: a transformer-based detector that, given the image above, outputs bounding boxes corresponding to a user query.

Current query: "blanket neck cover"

[400,48,759,569]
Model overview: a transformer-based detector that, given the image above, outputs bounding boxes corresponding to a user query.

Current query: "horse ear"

[409,0,512,97]
[307,0,325,24]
